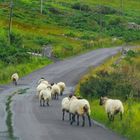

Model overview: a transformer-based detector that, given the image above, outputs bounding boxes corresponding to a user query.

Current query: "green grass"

[89,99,140,140]
[0,0,139,53]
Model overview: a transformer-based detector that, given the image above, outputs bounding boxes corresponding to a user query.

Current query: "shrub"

[65,31,76,37]
[10,31,23,47]
[96,5,120,15]
[108,17,126,27]
[34,36,52,46]
[80,70,136,99]
[71,3,91,12]
[0,47,30,64]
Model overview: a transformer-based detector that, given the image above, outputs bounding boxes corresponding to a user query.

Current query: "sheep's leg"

[15,81,17,86]
[52,95,54,100]
[73,114,76,122]
[62,109,65,121]
[110,115,114,121]
[56,94,59,100]
[82,115,85,127]
[43,100,45,107]
[47,99,49,106]
[87,113,91,127]
[60,91,63,96]
[108,113,112,121]
[112,115,114,121]
[69,113,71,121]
[40,99,42,106]
[77,115,79,126]
[70,114,75,125]
[120,112,123,120]
[107,112,110,120]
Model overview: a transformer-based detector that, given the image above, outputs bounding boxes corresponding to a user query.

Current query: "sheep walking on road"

[61,97,71,121]
[57,82,66,96]
[39,85,52,106]
[51,83,60,100]
[99,97,124,121]
[11,73,19,86]
[69,95,91,127]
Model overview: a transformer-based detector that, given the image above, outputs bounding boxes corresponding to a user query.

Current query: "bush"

[10,31,23,47]
[108,17,126,27]
[0,47,30,64]
[80,70,135,99]
[34,36,52,46]
[96,5,120,15]
[65,31,76,37]
[71,3,91,12]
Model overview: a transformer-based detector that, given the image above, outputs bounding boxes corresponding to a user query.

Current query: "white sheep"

[11,73,19,85]
[36,83,49,96]
[51,83,60,100]
[61,95,84,121]
[39,85,52,106]
[38,78,49,85]
[69,95,91,127]
[61,97,71,121]
[57,82,66,96]
[99,97,124,121]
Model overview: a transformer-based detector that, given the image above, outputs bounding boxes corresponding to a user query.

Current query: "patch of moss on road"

[5,88,29,140]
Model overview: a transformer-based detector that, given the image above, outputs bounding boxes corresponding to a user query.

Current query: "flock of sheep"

[11,73,124,127]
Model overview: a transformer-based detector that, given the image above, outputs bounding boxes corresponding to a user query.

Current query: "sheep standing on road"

[36,82,49,97]
[51,83,60,100]
[11,73,19,86]
[69,95,91,127]
[61,97,71,121]
[99,97,124,121]
[57,82,66,96]
[38,78,49,85]
[39,85,52,106]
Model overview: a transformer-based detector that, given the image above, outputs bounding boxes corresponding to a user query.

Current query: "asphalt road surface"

[0,47,127,140]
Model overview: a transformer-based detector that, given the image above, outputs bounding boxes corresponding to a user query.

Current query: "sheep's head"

[50,82,56,86]
[99,97,108,105]
[47,85,52,90]
[68,94,77,100]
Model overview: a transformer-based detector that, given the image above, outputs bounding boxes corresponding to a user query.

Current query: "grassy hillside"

[0,0,139,51]
[75,48,140,140]
[0,0,139,83]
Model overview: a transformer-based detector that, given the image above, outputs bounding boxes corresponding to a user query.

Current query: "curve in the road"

[0,47,127,140]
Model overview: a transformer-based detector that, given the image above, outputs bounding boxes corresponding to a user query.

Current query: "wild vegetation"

[75,49,140,140]
[0,0,139,83]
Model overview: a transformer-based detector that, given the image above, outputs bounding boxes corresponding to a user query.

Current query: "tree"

[8,0,13,45]
[120,0,124,15]
[40,0,43,14]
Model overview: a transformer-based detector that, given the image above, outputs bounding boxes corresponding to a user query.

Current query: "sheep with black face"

[99,97,124,121]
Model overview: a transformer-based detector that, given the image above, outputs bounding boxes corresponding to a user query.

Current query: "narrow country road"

[0,47,127,140]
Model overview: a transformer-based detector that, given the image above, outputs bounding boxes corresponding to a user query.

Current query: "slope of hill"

[0,0,139,83]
